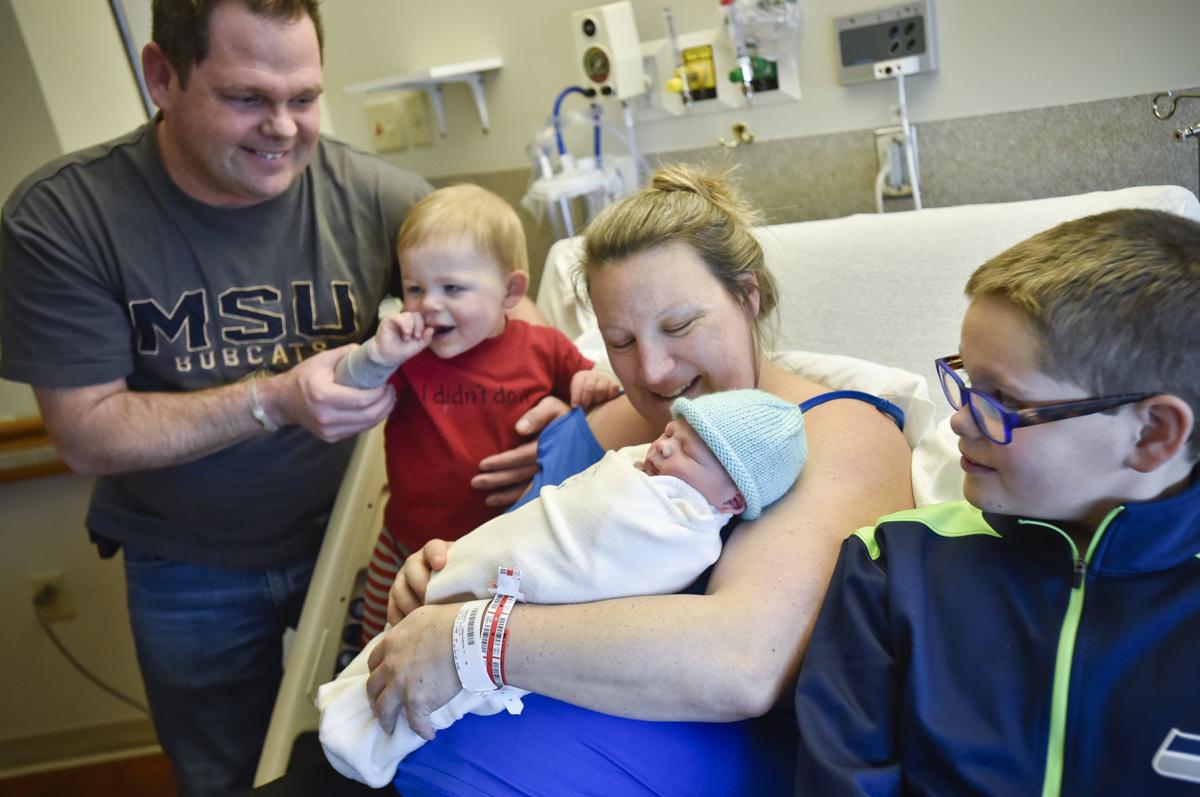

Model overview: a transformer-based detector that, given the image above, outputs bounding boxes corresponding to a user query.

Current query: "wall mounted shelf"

[344,57,503,137]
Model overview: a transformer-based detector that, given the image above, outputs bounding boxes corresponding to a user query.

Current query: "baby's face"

[399,238,514,359]
[643,417,744,513]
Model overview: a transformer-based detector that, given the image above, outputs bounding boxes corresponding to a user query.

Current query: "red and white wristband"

[451,599,495,694]
[451,567,525,694]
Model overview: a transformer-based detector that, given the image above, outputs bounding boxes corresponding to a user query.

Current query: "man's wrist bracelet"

[248,375,279,433]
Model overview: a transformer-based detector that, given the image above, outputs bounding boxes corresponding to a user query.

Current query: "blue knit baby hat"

[670,389,807,520]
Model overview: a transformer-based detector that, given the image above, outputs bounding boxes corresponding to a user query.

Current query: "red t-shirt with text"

[382,319,593,551]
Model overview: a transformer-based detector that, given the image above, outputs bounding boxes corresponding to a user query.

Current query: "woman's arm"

[504,398,913,717]
[368,395,913,735]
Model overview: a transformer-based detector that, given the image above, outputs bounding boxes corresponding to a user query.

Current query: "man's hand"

[471,394,571,508]
[266,346,396,441]
[570,368,621,410]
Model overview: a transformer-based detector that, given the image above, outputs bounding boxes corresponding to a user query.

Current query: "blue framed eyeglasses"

[934,354,1154,445]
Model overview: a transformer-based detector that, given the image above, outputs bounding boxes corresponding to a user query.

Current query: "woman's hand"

[471,395,571,508]
[388,539,452,624]
[366,603,461,737]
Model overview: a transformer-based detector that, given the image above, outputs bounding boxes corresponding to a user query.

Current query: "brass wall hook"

[718,121,755,149]
[1152,90,1200,121]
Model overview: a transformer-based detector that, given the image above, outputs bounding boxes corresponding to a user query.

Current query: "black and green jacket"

[794,483,1200,796]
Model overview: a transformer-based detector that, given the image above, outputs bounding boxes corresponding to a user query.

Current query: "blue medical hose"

[552,85,602,164]
[592,104,603,167]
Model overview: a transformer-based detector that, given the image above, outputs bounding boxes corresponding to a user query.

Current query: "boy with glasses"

[794,208,1200,796]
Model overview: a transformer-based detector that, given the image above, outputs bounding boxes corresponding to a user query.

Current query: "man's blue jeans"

[124,546,315,796]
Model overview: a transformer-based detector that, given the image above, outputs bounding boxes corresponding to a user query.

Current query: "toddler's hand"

[388,539,452,625]
[371,311,432,367]
[570,368,622,410]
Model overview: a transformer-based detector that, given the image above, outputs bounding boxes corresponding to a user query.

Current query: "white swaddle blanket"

[316,446,732,787]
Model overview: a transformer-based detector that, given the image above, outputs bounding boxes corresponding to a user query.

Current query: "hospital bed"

[254,184,1200,787]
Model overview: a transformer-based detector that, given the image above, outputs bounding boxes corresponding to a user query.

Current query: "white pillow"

[911,417,964,505]
[771,350,935,451]
[572,327,611,375]
[778,351,964,506]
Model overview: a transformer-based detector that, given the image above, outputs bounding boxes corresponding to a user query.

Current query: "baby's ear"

[501,269,530,309]
[1128,394,1195,473]
[720,492,747,515]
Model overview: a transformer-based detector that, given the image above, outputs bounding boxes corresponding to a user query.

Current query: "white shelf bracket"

[429,84,447,138]
[467,73,491,133]
[344,57,503,138]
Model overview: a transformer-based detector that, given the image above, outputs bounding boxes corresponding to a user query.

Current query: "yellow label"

[681,45,716,91]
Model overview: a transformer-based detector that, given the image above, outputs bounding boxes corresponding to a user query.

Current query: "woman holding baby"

[367,164,913,794]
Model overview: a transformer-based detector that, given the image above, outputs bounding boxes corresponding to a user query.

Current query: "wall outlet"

[872,55,920,80]
[31,571,75,622]
[364,96,407,153]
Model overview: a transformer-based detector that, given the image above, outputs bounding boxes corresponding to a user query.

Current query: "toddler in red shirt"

[336,185,618,643]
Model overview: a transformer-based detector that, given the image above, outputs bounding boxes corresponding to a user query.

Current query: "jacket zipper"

[1071,555,1085,589]
[1029,507,1124,797]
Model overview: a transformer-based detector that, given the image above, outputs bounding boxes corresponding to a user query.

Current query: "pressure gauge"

[582,46,611,84]
[571,2,645,100]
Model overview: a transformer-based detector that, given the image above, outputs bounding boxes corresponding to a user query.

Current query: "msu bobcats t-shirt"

[0,122,430,568]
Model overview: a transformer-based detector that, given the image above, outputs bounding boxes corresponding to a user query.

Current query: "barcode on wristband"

[453,599,498,694]
[487,596,517,686]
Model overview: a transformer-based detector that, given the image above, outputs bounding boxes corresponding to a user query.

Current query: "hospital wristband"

[483,567,524,687]
[452,599,498,694]
[485,594,517,687]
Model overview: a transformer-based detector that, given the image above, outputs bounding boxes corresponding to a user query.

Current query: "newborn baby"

[317,389,808,787]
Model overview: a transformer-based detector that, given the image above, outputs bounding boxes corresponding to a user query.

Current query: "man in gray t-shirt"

[0,1,429,792]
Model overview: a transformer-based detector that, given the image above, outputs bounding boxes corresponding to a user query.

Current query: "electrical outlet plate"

[835,0,938,85]
[875,125,918,198]
[31,571,75,622]
[364,96,407,153]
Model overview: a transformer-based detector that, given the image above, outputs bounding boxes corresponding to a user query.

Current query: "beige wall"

[0,0,148,763]
[0,0,60,206]
[10,0,145,154]
[2,0,147,422]
[320,0,1200,177]
[0,0,61,422]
